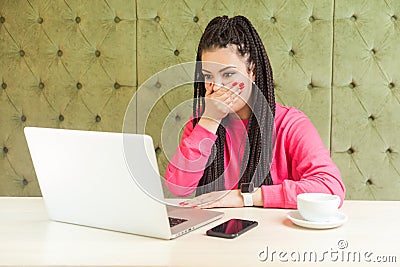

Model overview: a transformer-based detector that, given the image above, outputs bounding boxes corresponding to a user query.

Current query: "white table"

[0,197,399,266]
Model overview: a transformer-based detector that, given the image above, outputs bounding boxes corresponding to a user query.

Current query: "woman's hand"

[179,189,245,208]
[204,82,244,120]
[179,187,263,208]
[198,82,244,133]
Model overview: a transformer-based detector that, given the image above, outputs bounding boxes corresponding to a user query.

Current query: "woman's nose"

[211,76,224,87]
[213,80,225,89]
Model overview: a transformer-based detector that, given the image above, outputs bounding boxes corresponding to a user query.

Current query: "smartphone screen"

[206,218,258,239]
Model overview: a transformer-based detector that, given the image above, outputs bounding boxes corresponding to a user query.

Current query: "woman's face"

[201,46,254,118]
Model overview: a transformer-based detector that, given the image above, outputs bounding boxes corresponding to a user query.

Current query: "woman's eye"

[203,74,212,80]
[223,72,235,78]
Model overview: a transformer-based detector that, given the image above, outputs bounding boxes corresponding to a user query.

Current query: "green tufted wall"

[0,0,136,196]
[1,0,399,200]
[331,0,400,199]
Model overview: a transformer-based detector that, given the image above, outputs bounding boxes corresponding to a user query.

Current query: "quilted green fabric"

[331,0,400,199]
[0,0,399,200]
[0,0,136,195]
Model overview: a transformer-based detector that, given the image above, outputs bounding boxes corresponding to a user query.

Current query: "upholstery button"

[349,82,356,89]
[386,148,393,154]
[307,83,314,89]
[155,146,161,155]
[37,17,44,24]
[19,50,25,57]
[347,147,354,154]
[155,81,161,88]
[309,16,315,23]
[391,15,397,22]
[154,16,160,23]
[370,48,376,55]
[95,115,101,122]
[114,82,120,89]
[114,16,121,23]
[1,82,6,89]
[21,115,27,122]
[388,82,395,89]
[75,16,81,23]
[289,50,295,57]
[57,50,63,57]
[174,49,180,56]
[22,178,28,186]
[0,16,5,24]
[193,16,199,23]
[3,147,8,154]
[59,114,64,121]
[76,82,82,89]
[38,82,45,89]
[270,17,276,23]
[350,15,357,22]
[95,50,101,57]
[366,179,373,185]
[368,114,375,121]
[175,115,181,122]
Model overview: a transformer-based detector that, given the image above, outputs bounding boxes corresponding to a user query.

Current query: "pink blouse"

[164,103,345,209]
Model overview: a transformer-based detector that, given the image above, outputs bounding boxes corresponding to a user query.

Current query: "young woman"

[164,15,345,209]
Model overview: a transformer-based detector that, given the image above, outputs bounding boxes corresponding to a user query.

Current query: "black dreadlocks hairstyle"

[193,15,276,196]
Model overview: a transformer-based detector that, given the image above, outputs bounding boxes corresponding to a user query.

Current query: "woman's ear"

[249,62,256,82]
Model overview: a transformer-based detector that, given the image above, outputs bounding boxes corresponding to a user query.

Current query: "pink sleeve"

[164,121,218,196]
[262,115,345,209]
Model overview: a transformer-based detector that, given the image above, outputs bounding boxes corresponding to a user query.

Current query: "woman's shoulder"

[275,102,308,122]
[274,102,316,136]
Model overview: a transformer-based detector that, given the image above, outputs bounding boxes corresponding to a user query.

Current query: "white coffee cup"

[297,193,341,222]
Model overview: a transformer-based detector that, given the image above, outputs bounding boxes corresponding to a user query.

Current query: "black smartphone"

[206,218,258,239]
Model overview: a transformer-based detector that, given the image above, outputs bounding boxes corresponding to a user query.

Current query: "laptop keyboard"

[168,217,188,227]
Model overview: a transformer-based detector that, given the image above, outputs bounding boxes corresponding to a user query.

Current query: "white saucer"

[287,211,348,229]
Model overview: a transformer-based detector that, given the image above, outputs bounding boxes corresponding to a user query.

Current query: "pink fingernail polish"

[232,82,238,86]
[239,82,245,89]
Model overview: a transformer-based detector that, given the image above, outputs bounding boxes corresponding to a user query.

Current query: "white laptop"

[24,127,223,239]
